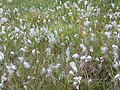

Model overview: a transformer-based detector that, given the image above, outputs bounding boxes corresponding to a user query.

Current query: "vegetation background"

[0,0,120,90]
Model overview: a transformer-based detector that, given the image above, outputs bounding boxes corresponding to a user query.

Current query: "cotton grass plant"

[0,0,120,90]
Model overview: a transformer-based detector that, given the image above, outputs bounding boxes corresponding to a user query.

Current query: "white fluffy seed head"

[23,61,31,69]
[0,51,4,62]
[72,54,79,59]
[73,76,82,84]
[69,62,78,73]
[114,74,120,80]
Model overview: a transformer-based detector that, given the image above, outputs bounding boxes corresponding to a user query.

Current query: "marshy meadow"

[0,0,120,90]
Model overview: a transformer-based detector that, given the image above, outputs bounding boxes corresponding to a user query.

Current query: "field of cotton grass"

[0,0,120,90]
